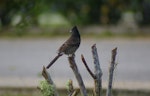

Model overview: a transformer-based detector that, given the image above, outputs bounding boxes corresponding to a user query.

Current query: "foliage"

[0,0,150,29]
[39,80,55,96]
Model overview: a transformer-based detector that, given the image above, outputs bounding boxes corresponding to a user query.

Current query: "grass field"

[1,26,150,39]
[0,87,150,96]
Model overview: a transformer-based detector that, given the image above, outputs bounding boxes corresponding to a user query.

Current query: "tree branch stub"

[106,47,117,96]
[81,54,96,79]
[92,44,103,96]
[42,66,59,96]
[68,56,87,96]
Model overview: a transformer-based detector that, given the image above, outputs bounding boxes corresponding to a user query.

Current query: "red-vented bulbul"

[46,26,81,69]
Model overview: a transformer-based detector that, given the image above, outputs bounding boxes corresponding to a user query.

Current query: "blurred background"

[0,0,150,96]
[0,0,150,34]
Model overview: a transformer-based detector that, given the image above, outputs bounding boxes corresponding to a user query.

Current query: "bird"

[46,26,81,69]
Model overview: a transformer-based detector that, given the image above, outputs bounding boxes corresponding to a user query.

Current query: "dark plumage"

[46,26,81,69]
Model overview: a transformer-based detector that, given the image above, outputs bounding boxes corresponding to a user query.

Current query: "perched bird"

[46,26,81,69]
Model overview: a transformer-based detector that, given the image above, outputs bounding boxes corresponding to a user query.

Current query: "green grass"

[0,87,150,96]
[0,27,150,39]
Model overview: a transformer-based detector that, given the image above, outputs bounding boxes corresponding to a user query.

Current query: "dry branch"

[68,56,87,96]
[92,44,103,96]
[81,54,96,79]
[81,44,102,96]
[67,79,74,95]
[106,47,117,96]
[42,66,59,96]
[71,89,80,96]
[67,79,79,96]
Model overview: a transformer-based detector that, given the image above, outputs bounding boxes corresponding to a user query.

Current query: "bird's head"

[70,26,80,37]
[70,26,77,32]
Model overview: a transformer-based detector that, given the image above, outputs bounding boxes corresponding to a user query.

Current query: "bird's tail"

[46,54,62,69]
